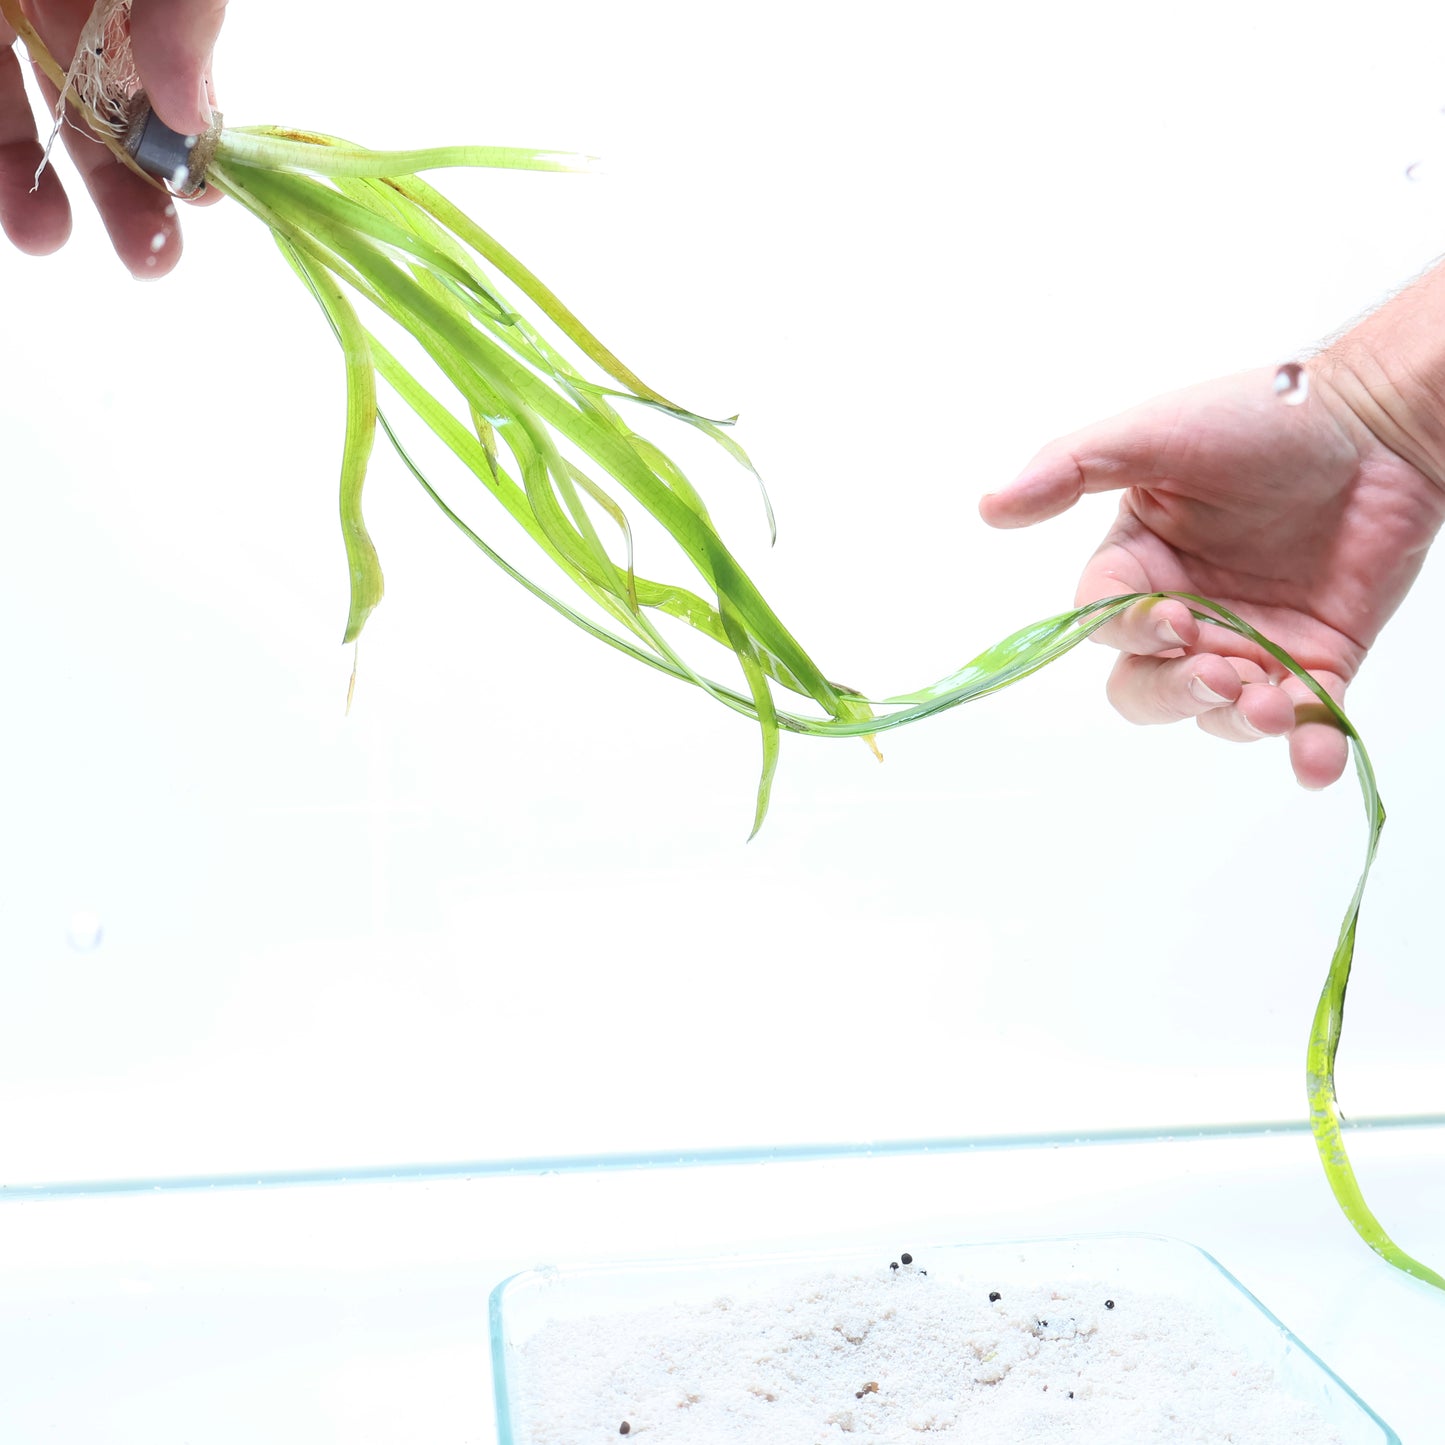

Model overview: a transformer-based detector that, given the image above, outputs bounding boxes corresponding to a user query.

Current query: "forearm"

[1316,259,1445,492]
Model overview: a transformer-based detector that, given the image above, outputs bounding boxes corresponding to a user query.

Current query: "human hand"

[980,364,1445,788]
[0,0,226,275]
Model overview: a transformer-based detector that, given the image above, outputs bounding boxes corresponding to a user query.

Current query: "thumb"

[128,0,228,135]
[980,408,1169,530]
[979,444,1087,529]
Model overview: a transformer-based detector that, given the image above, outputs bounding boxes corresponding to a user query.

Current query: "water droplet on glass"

[67,910,104,952]
[1273,362,1308,406]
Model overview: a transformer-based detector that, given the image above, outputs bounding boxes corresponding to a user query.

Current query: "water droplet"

[149,231,167,252]
[67,910,104,952]
[1273,362,1309,406]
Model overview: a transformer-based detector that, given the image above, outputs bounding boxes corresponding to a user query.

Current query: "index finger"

[0,35,72,253]
[33,67,185,275]
[1075,542,1201,656]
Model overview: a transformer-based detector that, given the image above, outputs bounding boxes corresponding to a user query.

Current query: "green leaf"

[220,127,593,178]
[206,135,1440,1294]
[279,238,384,644]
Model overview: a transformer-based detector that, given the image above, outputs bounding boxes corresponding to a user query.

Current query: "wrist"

[1314,262,1445,493]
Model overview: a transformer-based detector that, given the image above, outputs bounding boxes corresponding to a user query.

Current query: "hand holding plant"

[981,362,1445,789]
[0,0,223,272]
[2,0,1440,1288]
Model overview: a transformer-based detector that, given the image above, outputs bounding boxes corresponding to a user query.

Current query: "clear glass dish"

[489,1232,1398,1444]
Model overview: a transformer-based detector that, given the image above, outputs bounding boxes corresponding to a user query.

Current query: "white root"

[34,0,140,186]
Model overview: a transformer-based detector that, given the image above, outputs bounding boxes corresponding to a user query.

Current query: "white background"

[3,0,1445,1183]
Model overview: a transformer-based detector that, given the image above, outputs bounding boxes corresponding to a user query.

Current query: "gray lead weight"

[124,103,204,194]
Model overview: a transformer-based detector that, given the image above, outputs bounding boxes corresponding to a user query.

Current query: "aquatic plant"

[4,0,1437,1291]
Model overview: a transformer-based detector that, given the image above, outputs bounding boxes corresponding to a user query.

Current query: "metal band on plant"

[123,99,222,196]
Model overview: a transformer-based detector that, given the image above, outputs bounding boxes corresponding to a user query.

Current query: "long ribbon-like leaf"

[205,130,1439,1292]
[280,243,384,644]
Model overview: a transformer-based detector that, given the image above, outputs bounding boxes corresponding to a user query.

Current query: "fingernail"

[1189,676,1231,707]
[198,81,214,127]
[1241,716,1272,739]
[1157,620,1187,649]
